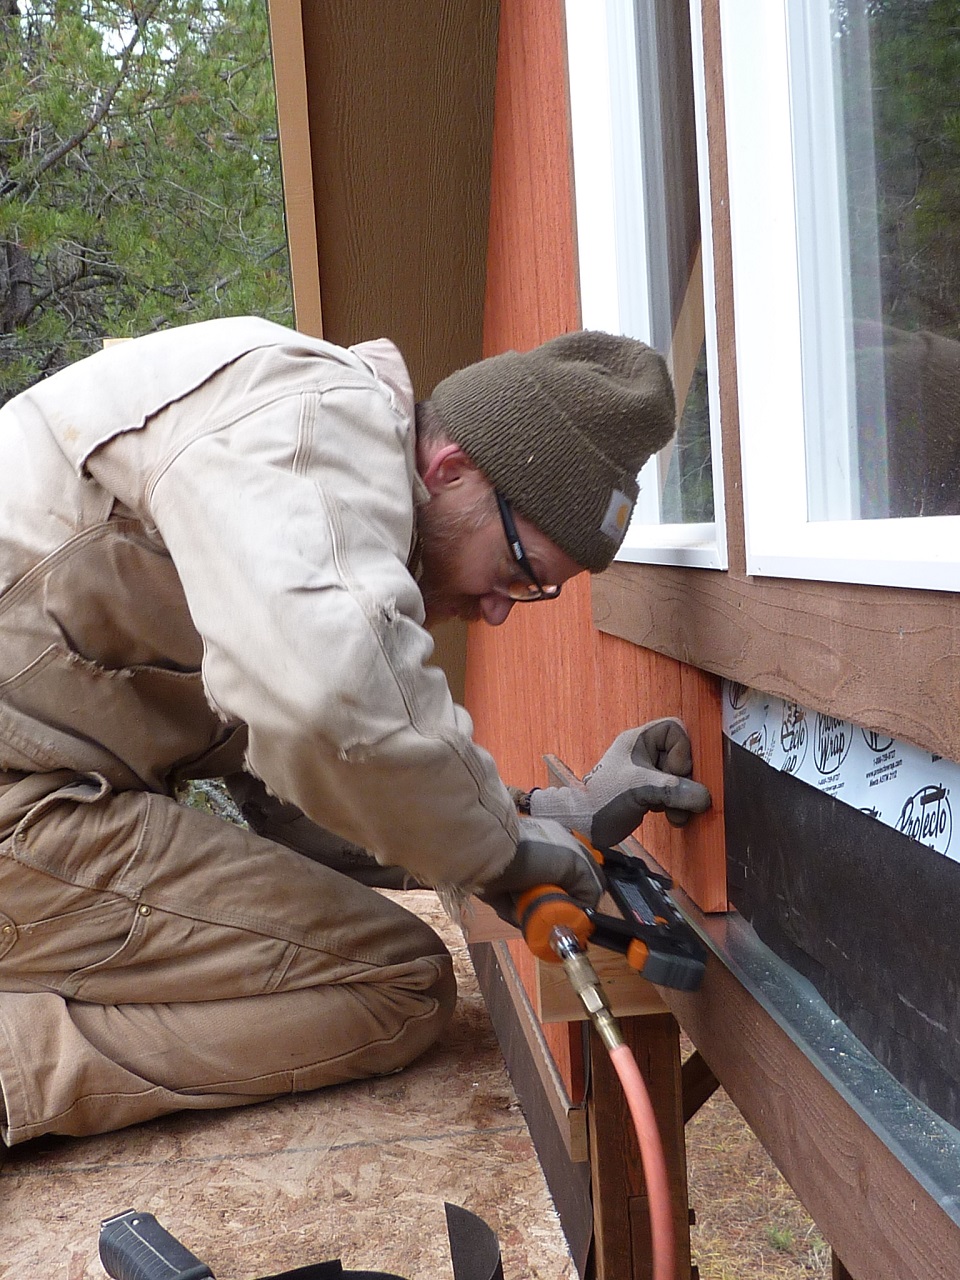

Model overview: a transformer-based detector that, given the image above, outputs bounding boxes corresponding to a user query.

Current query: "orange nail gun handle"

[514,884,594,963]
[515,834,605,963]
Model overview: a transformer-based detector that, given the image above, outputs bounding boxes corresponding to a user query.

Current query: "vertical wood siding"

[466,0,728,1097]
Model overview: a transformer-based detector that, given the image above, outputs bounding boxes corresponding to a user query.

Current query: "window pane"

[635,0,715,523]
[806,0,960,521]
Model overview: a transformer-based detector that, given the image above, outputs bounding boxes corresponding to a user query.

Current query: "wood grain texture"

[481,0,580,356]
[464,0,728,1102]
[266,0,323,337]
[700,0,746,573]
[467,0,589,1102]
[681,1048,720,1123]
[469,941,594,1275]
[298,0,499,396]
[594,562,960,760]
[588,1014,693,1280]
[505,929,585,1103]
[487,940,589,1163]
[533,943,669,1024]
[832,1254,855,1280]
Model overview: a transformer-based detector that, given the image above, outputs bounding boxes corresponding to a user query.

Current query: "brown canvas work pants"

[0,770,456,1145]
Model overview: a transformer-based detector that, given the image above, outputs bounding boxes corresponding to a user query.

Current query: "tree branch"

[3,0,164,200]
[17,261,125,325]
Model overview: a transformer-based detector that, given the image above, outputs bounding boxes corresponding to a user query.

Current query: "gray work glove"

[479,817,604,926]
[529,718,712,849]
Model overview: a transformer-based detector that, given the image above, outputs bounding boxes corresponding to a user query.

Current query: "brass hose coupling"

[549,925,624,1051]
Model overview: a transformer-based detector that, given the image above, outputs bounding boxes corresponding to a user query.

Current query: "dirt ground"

[684,1049,830,1279]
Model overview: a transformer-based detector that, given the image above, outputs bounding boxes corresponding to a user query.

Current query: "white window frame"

[720,0,960,592]
[565,0,727,571]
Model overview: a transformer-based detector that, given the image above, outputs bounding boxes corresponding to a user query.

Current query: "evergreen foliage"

[0,0,293,401]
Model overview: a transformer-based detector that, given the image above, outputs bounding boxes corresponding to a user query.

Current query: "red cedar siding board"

[466,0,728,1099]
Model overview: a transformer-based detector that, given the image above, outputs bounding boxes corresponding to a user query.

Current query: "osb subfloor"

[1,890,578,1280]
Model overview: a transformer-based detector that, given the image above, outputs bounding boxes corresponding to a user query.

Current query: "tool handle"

[99,1210,214,1280]
[515,883,593,962]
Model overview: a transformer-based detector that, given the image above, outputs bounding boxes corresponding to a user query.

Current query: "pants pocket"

[0,892,146,997]
[0,774,150,995]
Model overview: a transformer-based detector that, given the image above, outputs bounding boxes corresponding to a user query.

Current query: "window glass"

[566,0,724,567]
[634,0,715,525]
[801,1,960,522]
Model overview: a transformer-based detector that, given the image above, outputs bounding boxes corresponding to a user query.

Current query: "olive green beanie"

[430,330,676,572]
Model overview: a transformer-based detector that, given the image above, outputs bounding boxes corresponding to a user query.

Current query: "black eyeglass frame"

[494,490,562,602]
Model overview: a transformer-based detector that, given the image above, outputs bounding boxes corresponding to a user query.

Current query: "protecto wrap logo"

[863,729,894,754]
[896,785,953,856]
[723,683,960,866]
[780,702,808,775]
[813,713,852,777]
[727,682,749,711]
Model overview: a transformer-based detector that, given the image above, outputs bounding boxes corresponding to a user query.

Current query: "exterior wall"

[582,0,960,1131]
[268,0,727,919]
[463,0,727,1100]
[467,0,725,913]
[466,0,960,1135]
[272,2,960,1269]
[268,0,501,701]
[594,0,960,766]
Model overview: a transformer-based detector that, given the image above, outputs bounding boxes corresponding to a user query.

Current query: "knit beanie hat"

[430,330,676,572]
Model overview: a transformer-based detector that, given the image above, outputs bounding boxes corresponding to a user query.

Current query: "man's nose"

[479,594,515,626]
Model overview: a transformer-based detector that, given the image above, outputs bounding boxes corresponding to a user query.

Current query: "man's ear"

[420,442,478,496]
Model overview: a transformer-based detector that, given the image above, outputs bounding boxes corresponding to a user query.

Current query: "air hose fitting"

[549,925,624,1051]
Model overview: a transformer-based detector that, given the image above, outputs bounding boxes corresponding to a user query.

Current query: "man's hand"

[528,718,712,849]
[479,817,604,926]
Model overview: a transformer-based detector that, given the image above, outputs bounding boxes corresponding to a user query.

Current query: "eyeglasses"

[494,490,562,602]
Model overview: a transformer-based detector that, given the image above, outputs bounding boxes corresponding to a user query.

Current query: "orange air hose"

[608,1041,676,1280]
[516,893,677,1280]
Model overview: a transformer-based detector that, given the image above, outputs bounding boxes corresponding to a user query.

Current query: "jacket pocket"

[0,643,222,791]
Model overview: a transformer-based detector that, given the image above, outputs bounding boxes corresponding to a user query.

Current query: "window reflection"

[815,1,960,519]
[635,0,715,524]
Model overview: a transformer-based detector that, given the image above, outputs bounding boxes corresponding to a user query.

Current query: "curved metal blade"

[444,1203,504,1280]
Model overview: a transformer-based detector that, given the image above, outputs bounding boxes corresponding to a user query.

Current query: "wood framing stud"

[588,1013,693,1280]
[681,1048,720,1124]
[265,0,323,337]
[533,937,669,1024]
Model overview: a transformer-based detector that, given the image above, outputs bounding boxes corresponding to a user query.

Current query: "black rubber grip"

[99,1210,214,1280]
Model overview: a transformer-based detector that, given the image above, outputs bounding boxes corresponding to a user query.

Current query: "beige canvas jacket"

[0,317,518,889]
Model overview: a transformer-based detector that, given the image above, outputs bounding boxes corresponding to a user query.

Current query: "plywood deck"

[1,891,577,1280]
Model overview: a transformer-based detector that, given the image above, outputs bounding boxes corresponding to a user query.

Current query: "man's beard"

[417,492,493,627]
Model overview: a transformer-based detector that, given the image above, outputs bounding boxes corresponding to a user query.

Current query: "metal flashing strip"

[667,875,960,1221]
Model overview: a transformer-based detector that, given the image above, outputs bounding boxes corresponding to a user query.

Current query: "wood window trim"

[593,563,960,764]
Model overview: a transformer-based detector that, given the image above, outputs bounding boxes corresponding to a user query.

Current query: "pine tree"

[0,0,293,401]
